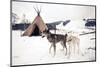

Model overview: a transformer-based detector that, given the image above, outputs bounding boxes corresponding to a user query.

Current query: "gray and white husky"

[42,30,68,56]
[42,30,80,57]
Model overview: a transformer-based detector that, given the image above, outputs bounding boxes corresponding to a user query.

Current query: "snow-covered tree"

[12,12,19,25]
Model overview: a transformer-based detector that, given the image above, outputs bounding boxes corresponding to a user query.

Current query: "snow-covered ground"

[56,20,95,34]
[12,29,96,65]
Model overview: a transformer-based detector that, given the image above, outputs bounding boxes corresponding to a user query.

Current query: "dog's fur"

[42,30,80,57]
[66,33,80,56]
[42,30,68,56]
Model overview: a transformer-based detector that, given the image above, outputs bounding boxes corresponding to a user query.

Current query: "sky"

[12,1,95,23]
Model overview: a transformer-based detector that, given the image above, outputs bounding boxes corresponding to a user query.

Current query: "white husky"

[66,31,80,57]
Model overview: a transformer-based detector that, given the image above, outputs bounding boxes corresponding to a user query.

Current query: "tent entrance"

[31,25,40,36]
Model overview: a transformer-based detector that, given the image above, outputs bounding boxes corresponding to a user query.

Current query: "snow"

[12,29,96,65]
[56,20,94,34]
[11,1,96,66]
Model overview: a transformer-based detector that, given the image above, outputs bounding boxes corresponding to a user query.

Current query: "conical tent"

[22,7,47,36]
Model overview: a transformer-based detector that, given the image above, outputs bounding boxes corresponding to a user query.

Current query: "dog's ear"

[43,29,49,33]
[43,30,46,33]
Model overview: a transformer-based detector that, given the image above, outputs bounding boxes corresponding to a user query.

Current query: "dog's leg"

[63,37,67,56]
[49,44,53,54]
[65,46,67,56]
[73,43,75,55]
[68,42,72,58]
[64,42,67,56]
[60,41,64,51]
[53,43,56,56]
[77,40,80,54]
[68,44,71,58]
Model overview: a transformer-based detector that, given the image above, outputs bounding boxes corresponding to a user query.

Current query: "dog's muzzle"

[42,36,45,38]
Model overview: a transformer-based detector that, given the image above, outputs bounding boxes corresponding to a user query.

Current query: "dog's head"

[41,29,50,38]
[67,31,79,37]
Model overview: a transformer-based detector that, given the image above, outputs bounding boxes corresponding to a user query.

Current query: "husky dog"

[66,32,80,57]
[42,30,68,56]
